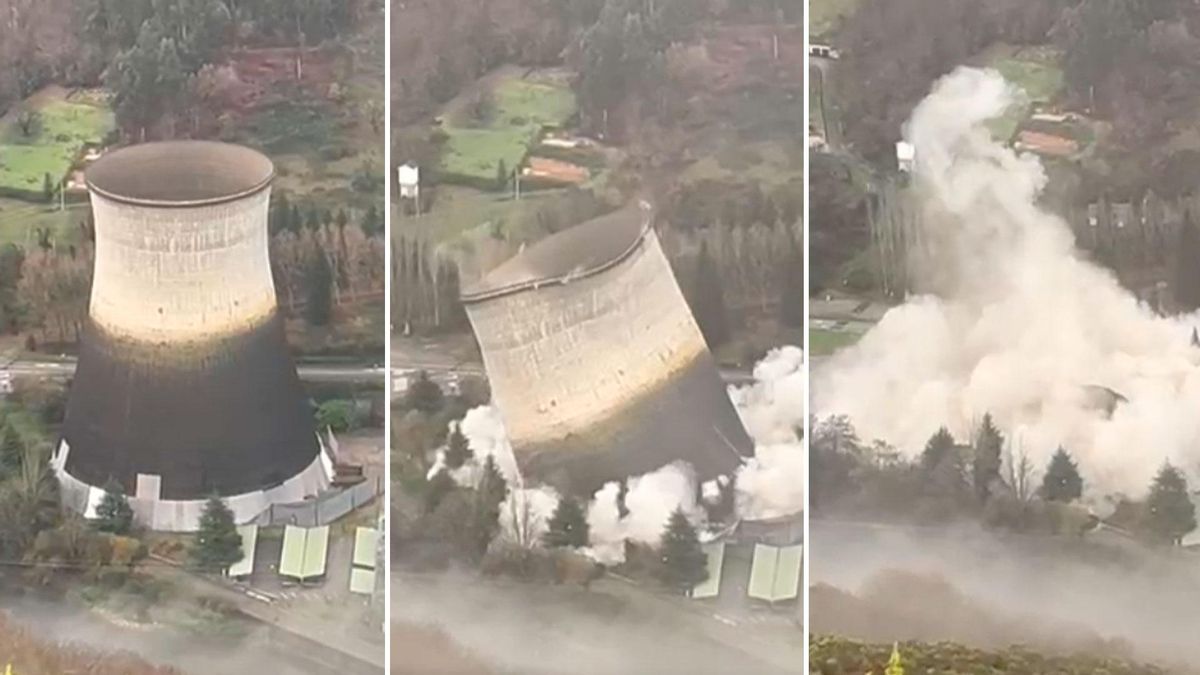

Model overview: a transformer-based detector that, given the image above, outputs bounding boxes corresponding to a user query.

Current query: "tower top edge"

[86,141,274,208]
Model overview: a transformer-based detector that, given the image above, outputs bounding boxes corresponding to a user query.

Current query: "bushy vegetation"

[809,636,1167,675]
[811,414,1198,544]
[0,612,179,675]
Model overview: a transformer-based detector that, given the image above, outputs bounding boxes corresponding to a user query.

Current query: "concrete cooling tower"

[461,201,754,495]
[54,141,330,532]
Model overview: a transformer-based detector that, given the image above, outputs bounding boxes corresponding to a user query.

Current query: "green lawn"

[977,44,1064,142]
[810,326,863,356]
[439,74,576,187]
[810,0,860,39]
[0,99,114,200]
[0,197,88,249]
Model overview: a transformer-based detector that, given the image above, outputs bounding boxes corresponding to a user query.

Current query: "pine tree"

[424,470,455,514]
[95,478,134,534]
[405,371,444,414]
[362,204,382,235]
[496,159,508,192]
[1175,211,1200,311]
[42,173,54,203]
[335,209,349,230]
[1146,462,1197,545]
[972,413,1003,504]
[658,507,707,593]
[305,252,333,326]
[779,237,804,328]
[466,455,508,558]
[689,240,730,349]
[190,495,242,572]
[0,423,24,479]
[543,496,588,548]
[921,427,966,500]
[1041,447,1083,503]
[270,192,291,235]
[443,423,472,469]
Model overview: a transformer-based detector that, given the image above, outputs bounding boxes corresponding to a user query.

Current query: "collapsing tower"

[55,141,329,532]
[461,202,754,496]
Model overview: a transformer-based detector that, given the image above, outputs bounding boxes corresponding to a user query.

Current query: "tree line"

[811,414,1198,546]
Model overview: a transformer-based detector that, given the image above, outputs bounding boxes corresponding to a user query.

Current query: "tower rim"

[86,140,274,208]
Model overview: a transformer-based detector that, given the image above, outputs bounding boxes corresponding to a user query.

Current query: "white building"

[397,163,420,200]
[896,141,916,173]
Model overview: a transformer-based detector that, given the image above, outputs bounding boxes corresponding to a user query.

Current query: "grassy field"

[976,44,1065,141]
[810,0,860,39]
[810,326,865,356]
[0,98,114,200]
[0,197,88,248]
[440,75,576,187]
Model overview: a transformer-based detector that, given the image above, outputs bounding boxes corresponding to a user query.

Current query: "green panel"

[353,527,378,569]
[227,525,258,578]
[772,544,803,601]
[349,567,376,595]
[747,544,780,601]
[302,525,330,579]
[279,525,306,578]
[691,542,725,599]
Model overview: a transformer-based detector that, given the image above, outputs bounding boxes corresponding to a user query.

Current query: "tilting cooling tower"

[461,202,753,495]
[54,141,329,532]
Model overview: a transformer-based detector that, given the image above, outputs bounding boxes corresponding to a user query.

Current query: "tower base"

[51,437,333,532]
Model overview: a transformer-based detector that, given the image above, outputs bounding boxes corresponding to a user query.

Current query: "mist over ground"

[2,593,310,674]
[811,520,1200,670]
[813,66,1200,500]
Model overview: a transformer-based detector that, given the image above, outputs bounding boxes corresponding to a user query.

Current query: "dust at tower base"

[462,202,754,496]
[55,141,330,532]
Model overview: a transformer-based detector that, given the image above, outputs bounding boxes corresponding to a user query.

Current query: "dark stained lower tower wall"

[525,349,754,497]
[62,311,319,499]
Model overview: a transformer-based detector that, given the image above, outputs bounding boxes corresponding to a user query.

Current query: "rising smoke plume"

[814,66,1200,500]
[445,346,806,562]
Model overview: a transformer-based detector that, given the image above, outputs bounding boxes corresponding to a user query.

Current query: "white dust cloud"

[814,66,1200,498]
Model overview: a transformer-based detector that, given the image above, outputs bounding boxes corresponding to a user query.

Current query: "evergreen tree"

[335,208,349,230]
[658,507,707,593]
[362,204,382,235]
[779,237,804,328]
[42,173,54,203]
[443,423,472,469]
[289,204,303,233]
[466,455,508,558]
[689,241,730,349]
[405,371,444,414]
[1041,447,1083,503]
[0,423,24,479]
[543,496,588,548]
[972,414,1003,504]
[1176,214,1200,311]
[424,470,455,514]
[190,495,242,572]
[305,252,333,326]
[95,478,134,535]
[496,159,509,192]
[1146,462,1197,545]
[305,206,320,231]
[270,192,291,235]
[920,427,966,500]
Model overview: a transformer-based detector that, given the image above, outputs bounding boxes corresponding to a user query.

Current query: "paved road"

[0,356,386,385]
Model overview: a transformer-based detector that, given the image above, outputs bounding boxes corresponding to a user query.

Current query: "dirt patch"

[391,622,494,674]
[524,156,588,185]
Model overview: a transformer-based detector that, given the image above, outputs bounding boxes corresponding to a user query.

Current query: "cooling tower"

[462,201,754,496]
[54,141,330,532]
